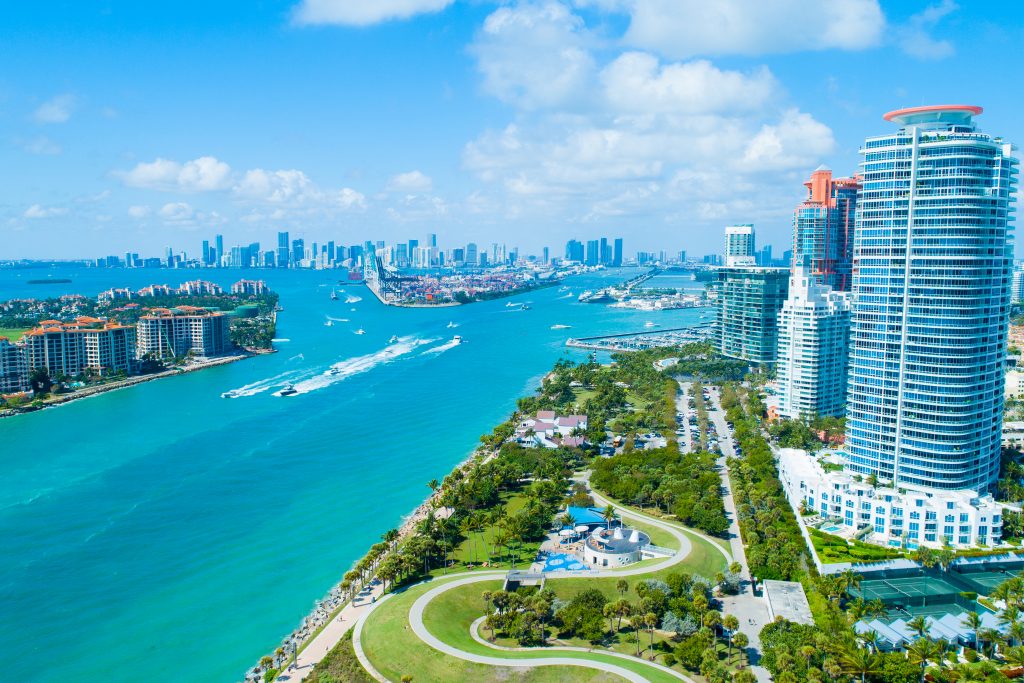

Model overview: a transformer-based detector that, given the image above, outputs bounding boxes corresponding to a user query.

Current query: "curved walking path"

[467,616,697,682]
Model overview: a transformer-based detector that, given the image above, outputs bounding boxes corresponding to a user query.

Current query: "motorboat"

[279,384,298,397]
[330,289,338,301]
[644,321,657,328]
[354,328,366,335]
[389,335,399,343]
[324,320,334,327]
[446,321,458,328]
[221,389,242,399]
[550,324,571,330]
[452,335,463,344]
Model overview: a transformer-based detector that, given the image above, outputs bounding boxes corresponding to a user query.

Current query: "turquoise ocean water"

[0,266,710,682]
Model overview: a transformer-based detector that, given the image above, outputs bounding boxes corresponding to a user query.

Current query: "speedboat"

[389,335,399,343]
[521,304,531,310]
[644,321,656,328]
[505,302,518,307]
[324,320,334,327]
[452,335,463,344]
[221,389,242,399]
[446,321,458,328]
[330,289,338,301]
[550,324,571,330]
[354,328,365,335]
[279,384,298,397]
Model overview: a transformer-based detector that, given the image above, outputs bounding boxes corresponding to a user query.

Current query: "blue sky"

[3,0,1023,259]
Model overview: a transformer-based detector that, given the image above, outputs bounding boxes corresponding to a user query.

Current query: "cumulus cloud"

[33,94,76,124]
[387,170,433,192]
[601,53,777,114]
[128,205,151,218]
[896,0,956,60]
[24,204,69,218]
[471,2,595,109]
[742,109,835,170]
[617,0,884,59]
[234,168,366,209]
[292,0,454,26]
[159,202,194,222]
[120,156,232,192]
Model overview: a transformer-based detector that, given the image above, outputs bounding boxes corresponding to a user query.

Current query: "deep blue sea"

[0,265,711,682]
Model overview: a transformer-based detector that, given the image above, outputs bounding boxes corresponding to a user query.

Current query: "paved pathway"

[701,384,772,683]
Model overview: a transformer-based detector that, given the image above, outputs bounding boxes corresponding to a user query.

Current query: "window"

[944,525,954,536]
[960,513,969,522]
[959,535,970,544]
[944,514,955,523]
[916,499,924,508]
[947,502,955,510]
[910,511,920,520]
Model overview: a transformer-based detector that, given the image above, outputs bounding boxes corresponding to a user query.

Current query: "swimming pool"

[542,552,589,572]
[821,525,841,533]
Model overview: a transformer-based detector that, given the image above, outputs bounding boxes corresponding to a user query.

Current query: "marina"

[565,322,716,352]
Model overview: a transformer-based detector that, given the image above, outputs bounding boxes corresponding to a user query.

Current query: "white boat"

[221,389,243,399]
[452,335,463,344]
[278,384,298,397]
[324,320,334,327]
[354,328,365,335]
[330,289,338,301]
[644,321,657,328]
[446,321,458,328]
[389,335,399,343]
[505,302,518,307]
[550,324,571,330]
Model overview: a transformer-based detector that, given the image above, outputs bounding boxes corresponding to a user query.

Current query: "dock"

[565,323,715,352]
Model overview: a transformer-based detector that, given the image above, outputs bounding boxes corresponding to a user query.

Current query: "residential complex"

[775,261,851,419]
[724,225,756,267]
[714,267,789,364]
[792,166,858,292]
[137,307,233,359]
[21,318,136,377]
[0,337,30,393]
[845,105,1016,494]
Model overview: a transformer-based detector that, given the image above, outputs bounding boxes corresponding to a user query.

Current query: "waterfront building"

[778,449,1001,548]
[178,280,223,296]
[724,225,756,266]
[215,235,224,267]
[613,238,623,267]
[845,105,1017,493]
[136,308,232,359]
[715,267,789,365]
[0,337,29,393]
[22,318,136,377]
[776,261,851,419]
[585,240,599,266]
[231,280,268,295]
[565,239,584,263]
[1013,264,1024,304]
[793,166,859,291]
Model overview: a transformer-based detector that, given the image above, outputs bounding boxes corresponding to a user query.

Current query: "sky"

[3,0,1024,260]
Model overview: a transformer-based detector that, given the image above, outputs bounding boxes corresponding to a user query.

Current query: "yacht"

[452,335,463,344]
[550,324,571,330]
[354,328,365,335]
[221,389,242,399]
[330,289,338,301]
[279,384,298,397]
[446,321,458,328]
[324,320,334,327]
[389,335,399,343]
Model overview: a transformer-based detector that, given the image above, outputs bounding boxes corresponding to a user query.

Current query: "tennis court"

[952,569,1016,595]
[854,575,962,603]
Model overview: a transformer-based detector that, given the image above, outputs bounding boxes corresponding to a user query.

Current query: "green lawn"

[0,327,29,341]
[360,577,631,683]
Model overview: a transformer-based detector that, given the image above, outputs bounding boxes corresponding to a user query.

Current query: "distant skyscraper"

[215,235,224,266]
[715,267,789,364]
[1013,264,1024,304]
[292,238,304,265]
[165,246,174,268]
[613,238,623,267]
[793,166,859,291]
[776,260,851,419]
[427,233,437,248]
[724,225,755,266]
[565,239,584,262]
[277,231,290,268]
[585,240,599,266]
[845,105,1016,494]
[202,240,211,266]
[599,237,609,265]
[466,243,478,267]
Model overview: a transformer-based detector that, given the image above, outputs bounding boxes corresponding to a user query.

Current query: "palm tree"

[906,638,938,683]
[908,615,930,641]
[645,612,659,653]
[733,670,756,683]
[723,614,739,658]
[733,632,749,659]
[840,569,863,595]
[427,478,440,496]
[630,614,644,656]
[616,579,629,597]
[604,603,617,633]
[858,630,880,654]
[962,611,982,651]
[602,504,616,530]
[1003,644,1024,668]
[839,644,882,683]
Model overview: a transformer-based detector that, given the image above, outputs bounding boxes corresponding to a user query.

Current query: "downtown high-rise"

[845,105,1017,493]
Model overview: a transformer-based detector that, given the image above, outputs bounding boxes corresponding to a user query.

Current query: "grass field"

[0,327,29,341]
[361,577,633,683]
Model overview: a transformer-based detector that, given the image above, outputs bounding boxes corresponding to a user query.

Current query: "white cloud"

[120,156,232,192]
[19,136,62,155]
[292,0,454,26]
[34,94,76,124]
[600,53,776,114]
[128,205,151,218]
[159,202,194,222]
[896,0,956,60]
[234,168,366,209]
[24,204,68,219]
[387,170,433,192]
[471,2,595,109]
[615,0,884,59]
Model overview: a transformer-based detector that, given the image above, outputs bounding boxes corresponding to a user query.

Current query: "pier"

[565,323,716,352]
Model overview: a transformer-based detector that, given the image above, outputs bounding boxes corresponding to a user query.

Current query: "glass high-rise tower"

[845,105,1017,492]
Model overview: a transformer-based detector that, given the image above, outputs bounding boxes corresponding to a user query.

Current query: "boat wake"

[222,370,306,398]
[326,316,350,322]
[424,338,461,354]
[283,337,434,396]
[344,295,362,304]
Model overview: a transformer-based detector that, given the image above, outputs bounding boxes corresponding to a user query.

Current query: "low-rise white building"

[778,448,1002,549]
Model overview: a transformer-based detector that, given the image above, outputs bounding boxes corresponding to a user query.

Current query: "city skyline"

[7,1,1024,259]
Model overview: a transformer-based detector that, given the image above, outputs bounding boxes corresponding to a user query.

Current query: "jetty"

[565,323,715,352]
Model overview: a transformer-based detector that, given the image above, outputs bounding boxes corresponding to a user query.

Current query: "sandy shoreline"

[0,350,271,419]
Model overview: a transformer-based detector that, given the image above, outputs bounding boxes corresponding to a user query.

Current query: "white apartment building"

[21,319,136,377]
[776,262,851,419]
[724,225,756,266]
[778,448,1002,549]
[136,308,232,359]
[0,337,29,393]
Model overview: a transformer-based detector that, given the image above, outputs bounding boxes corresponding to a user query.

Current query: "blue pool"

[542,553,589,572]
[821,525,841,533]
